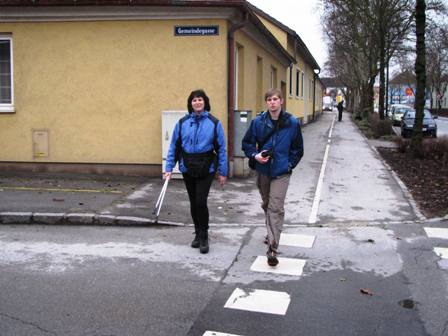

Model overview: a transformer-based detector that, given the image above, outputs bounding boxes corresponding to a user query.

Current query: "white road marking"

[280,233,315,248]
[250,256,306,276]
[308,116,335,224]
[203,332,243,336]
[224,288,290,315]
[424,227,448,240]
[434,247,448,259]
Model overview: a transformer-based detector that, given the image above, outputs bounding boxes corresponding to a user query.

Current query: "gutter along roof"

[0,0,294,65]
[0,0,247,6]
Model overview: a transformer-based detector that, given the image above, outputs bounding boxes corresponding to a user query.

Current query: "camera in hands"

[261,150,273,158]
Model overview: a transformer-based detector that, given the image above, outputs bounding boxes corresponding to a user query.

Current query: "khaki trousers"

[257,173,290,253]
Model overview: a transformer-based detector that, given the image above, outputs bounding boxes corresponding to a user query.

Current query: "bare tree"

[375,0,414,120]
[426,22,448,115]
[322,0,414,120]
[322,0,380,118]
[411,0,426,156]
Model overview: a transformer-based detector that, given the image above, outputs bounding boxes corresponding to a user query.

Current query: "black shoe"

[199,232,209,254]
[191,233,200,248]
[267,249,279,267]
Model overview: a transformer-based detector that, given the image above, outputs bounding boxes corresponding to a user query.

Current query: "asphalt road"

[0,223,447,336]
[0,112,447,336]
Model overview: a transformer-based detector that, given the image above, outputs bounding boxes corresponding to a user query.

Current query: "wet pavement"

[0,111,436,227]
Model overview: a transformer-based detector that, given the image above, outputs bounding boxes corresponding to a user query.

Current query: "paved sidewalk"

[0,111,430,227]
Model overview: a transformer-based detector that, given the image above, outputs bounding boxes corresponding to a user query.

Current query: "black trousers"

[182,173,215,234]
[338,108,343,121]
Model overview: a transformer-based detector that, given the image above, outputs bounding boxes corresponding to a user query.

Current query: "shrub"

[395,137,411,153]
[368,113,394,138]
[421,136,448,163]
[395,135,448,164]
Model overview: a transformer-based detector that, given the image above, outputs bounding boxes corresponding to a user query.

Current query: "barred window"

[0,36,13,112]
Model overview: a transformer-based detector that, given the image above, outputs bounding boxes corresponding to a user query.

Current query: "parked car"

[390,104,413,126]
[323,96,333,111]
[400,109,438,138]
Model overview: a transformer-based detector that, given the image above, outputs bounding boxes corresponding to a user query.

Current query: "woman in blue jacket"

[165,89,227,254]
[242,88,303,267]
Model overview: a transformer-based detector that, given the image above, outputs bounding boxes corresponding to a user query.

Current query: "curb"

[0,211,185,227]
[1,211,446,228]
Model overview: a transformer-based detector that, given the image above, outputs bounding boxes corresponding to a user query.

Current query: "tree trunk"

[385,51,390,117]
[411,0,426,157]
[379,31,386,120]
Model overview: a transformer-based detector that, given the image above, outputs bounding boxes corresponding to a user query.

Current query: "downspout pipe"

[228,12,248,166]
[313,68,320,121]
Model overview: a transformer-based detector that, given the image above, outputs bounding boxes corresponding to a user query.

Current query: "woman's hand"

[164,172,172,180]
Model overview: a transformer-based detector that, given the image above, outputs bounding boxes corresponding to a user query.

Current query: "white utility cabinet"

[161,110,188,179]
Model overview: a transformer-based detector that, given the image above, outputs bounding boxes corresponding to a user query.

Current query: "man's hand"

[164,172,172,180]
[255,151,270,164]
[218,175,227,186]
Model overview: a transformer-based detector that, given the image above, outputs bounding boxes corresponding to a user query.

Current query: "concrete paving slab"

[280,233,315,248]
[224,288,290,315]
[250,256,306,276]
[424,227,448,239]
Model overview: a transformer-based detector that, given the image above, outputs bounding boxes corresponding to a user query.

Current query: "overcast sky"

[248,0,328,71]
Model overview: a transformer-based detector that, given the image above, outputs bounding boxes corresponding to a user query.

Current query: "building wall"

[286,55,305,120]
[0,19,228,165]
[256,16,287,50]
[234,29,287,115]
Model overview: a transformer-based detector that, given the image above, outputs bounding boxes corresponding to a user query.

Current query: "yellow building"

[0,0,321,177]
[249,4,323,123]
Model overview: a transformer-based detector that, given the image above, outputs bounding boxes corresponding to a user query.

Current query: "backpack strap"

[174,114,190,163]
[207,113,220,154]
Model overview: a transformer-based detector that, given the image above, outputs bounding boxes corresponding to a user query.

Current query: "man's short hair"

[264,88,283,101]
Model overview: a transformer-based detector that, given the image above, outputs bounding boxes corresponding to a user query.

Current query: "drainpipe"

[313,68,320,121]
[227,13,248,168]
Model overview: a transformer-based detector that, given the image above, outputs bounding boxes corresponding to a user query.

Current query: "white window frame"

[234,45,239,110]
[0,35,14,113]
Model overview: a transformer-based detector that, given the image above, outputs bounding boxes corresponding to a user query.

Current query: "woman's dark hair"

[187,89,211,113]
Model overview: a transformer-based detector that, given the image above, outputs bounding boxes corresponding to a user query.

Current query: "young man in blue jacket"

[242,89,304,266]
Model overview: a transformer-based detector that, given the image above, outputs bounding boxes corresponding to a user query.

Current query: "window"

[301,72,304,97]
[309,79,312,100]
[270,66,277,89]
[289,66,293,96]
[235,44,244,110]
[295,70,300,97]
[256,56,263,112]
[0,35,13,112]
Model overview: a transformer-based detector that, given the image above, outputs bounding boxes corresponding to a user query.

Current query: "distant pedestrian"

[242,88,304,267]
[337,100,344,121]
[164,89,227,254]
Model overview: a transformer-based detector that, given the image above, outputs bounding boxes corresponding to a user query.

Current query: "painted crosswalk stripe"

[434,247,448,259]
[424,227,448,240]
[224,288,290,315]
[203,332,243,336]
[280,233,315,248]
[250,256,306,276]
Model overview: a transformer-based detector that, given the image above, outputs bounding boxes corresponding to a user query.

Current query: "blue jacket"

[165,111,228,176]
[242,111,303,178]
